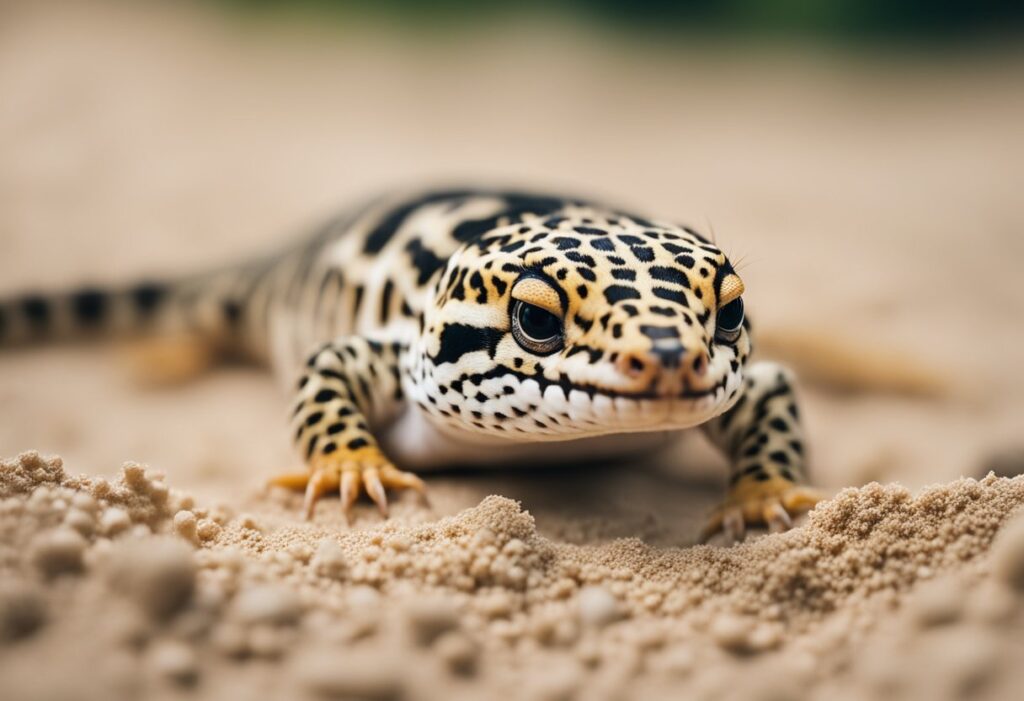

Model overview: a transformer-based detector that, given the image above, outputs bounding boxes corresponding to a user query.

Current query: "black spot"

[347,438,369,451]
[305,411,324,426]
[573,226,607,236]
[469,271,488,304]
[565,251,596,267]
[652,287,688,305]
[405,239,447,285]
[619,235,644,245]
[630,246,655,262]
[649,266,689,287]
[327,422,346,435]
[432,323,506,365]
[71,289,107,326]
[590,238,615,251]
[322,442,337,455]
[576,267,597,282]
[769,450,791,466]
[675,255,695,269]
[662,242,691,255]
[222,300,243,326]
[552,237,580,250]
[603,285,641,304]
[611,268,636,281]
[576,284,589,299]
[650,305,676,317]
[20,296,50,329]
[314,389,339,403]
[131,283,166,316]
[768,417,789,433]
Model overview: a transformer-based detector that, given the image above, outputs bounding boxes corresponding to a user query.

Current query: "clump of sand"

[1,451,1024,700]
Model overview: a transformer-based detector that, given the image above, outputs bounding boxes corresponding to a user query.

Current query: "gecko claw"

[363,467,389,517]
[339,469,360,523]
[765,499,793,533]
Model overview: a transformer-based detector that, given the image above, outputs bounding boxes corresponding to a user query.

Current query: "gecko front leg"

[269,337,424,520]
[700,361,823,543]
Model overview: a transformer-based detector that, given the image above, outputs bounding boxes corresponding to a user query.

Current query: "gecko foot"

[269,447,426,522]
[699,475,823,544]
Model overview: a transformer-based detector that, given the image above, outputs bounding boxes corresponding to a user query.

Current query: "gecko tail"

[0,270,252,352]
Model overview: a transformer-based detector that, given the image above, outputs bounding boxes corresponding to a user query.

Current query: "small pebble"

[576,586,623,628]
[232,585,303,626]
[107,538,196,619]
[312,539,348,580]
[434,631,478,676]
[709,614,755,654]
[0,581,47,641]
[348,586,382,610]
[71,493,99,514]
[196,519,222,542]
[406,597,460,646]
[173,510,199,545]
[31,528,87,578]
[100,508,131,536]
[148,639,199,687]
[64,508,95,537]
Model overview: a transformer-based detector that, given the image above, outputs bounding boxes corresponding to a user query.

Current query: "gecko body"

[0,189,820,540]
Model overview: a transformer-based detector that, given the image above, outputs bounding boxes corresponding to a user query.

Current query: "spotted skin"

[0,189,821,541]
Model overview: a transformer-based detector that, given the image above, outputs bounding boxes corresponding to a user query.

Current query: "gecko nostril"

[617,353,649,378]
[691,352,708,377]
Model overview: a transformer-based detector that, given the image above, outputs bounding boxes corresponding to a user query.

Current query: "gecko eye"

[714,297,744,344]
[511,301,563,355]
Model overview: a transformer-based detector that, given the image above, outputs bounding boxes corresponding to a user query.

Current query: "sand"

[2,1,1024,699]
[2,451,1024,701]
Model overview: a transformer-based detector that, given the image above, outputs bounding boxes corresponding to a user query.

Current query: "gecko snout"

[616,342,709,391]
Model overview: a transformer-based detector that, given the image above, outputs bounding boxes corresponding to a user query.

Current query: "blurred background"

[0,0,1022,539]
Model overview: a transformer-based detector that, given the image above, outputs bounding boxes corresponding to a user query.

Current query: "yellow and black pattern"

[0,188,820,540]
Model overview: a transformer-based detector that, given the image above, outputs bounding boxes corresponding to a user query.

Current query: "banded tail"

[0,265,270,360]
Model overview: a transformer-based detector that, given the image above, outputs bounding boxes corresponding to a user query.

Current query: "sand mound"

[1,451,1023,700]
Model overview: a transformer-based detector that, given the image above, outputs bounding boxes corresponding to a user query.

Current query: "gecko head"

[412,206,751,440]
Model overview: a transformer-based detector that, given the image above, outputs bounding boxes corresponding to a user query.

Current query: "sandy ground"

[1,1,1024,699]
